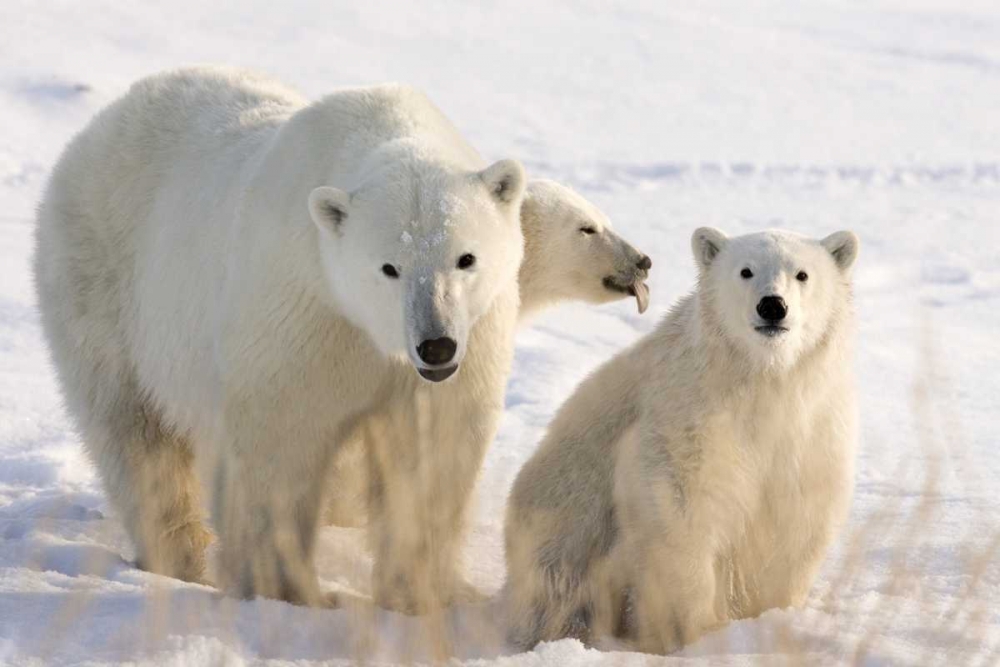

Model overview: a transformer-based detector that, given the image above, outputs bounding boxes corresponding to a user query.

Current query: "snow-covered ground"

[2,0,999,664]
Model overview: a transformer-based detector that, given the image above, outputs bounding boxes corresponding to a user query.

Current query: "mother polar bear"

[34,67,528,611]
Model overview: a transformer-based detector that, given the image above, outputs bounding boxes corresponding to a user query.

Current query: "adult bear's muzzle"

[406,273,467,383]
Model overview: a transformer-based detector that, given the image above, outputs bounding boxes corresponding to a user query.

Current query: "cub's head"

[309,158,525,382]
[520,180,651,316]
[692,227,859,369]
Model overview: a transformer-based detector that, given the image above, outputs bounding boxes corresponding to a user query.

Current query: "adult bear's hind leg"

[34,189,211,584]
[82,389,211,583]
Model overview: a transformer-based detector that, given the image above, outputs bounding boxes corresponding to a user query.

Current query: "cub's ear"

[480,159,526,207]
[821,230,860,272]
[308,186,351,235]
[691,227,728,268]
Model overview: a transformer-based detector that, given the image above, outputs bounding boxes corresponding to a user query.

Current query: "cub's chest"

[726,402,844,552]
[722,392,830,511]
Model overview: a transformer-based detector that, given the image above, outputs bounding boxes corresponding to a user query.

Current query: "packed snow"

[1,0,998,664]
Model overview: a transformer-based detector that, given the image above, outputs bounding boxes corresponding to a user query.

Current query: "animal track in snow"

[526,160,1000,192]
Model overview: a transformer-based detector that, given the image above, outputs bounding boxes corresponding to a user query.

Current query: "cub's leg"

[503,484,625,648]
[504,508,593,647]
[755,426,854,615]
[750,508,842,615]
[629,537,720,653]
[614,427,723,654]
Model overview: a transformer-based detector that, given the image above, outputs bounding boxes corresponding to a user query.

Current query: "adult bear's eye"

[457,253,476,270]
[580,226,597,235]
[740,268,753,279]
[796,271,809,282]
[382,264,399,279]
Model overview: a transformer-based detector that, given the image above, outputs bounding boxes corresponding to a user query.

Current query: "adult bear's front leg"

[211,415,332,607]
[365,385,500,613]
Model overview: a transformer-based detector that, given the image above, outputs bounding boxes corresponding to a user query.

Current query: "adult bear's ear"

[691,227,728,268]
[308,186,351,235]
[479,159,526,207]
[821,231,860,272]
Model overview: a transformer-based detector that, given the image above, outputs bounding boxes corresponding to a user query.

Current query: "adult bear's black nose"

[636,255,652,271]
[417,337,457,366]
[756,296,787,322]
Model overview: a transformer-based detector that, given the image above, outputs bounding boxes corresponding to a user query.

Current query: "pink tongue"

[633,282,650,314]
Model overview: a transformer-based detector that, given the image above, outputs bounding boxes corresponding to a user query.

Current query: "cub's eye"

[381,264,399,279]
[580,226,597,235]
[457,253,476,270]
[796,271,809,282]
[740,268,754,279]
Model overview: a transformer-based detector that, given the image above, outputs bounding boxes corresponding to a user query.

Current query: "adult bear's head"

[309,154,526,382]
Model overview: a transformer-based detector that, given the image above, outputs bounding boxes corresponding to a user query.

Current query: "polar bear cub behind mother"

[34,67,526,608]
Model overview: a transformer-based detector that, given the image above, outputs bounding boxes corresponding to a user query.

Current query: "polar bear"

[517,179,652,318]
[323,179,652,528]
[34,67,527,610]
[503,227,860,652]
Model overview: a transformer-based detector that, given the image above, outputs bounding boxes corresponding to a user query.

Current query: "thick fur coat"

[34,67,527,610]
[504,228,860,652]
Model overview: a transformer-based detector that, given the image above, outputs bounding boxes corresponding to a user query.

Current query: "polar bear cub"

[518,179,652,317]
[34,67,527,609]
[504,227,860,652]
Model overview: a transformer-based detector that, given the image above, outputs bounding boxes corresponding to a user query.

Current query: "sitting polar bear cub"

[35,67,528,610]
[504,227,860,653]
[323,179,652,528]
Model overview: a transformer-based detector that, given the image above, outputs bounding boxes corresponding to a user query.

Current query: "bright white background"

[1,1,998,664]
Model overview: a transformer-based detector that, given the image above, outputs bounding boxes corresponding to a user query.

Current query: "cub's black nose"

[636,255,652,271]
[756,296,787,322]
[417,337,457,365]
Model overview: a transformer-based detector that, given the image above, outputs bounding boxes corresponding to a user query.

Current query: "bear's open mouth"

[603,276,650,314]
[755,325,789,337]
[417,365,458,382]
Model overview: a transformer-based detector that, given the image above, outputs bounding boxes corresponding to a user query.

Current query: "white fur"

[323,179,652,528]
[518,179,650,318]
[503,228,860,652]
[33,67,525,609]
